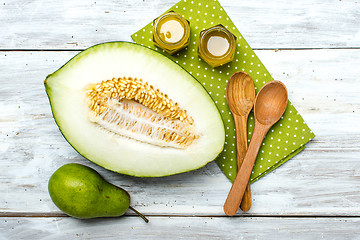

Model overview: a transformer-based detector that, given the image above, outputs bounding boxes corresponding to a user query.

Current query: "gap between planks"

[0,47,359,52]
[1,212,360,218]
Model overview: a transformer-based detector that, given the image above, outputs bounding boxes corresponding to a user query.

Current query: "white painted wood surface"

[1,0,360,239]
[0,0,359,49]
[2,217,360,239]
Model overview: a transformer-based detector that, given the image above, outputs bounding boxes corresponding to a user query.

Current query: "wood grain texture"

[233,114,252,212]
[0,0,359,49]
[1,216,360,239]
[0,49,359,216]
[225,80,288,215]
[226,71,255,212]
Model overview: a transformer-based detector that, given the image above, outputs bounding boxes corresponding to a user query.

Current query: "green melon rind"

[45,42,225,177]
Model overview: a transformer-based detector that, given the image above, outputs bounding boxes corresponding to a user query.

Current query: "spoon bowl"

[226,72,255,117]
[255,81,288,125]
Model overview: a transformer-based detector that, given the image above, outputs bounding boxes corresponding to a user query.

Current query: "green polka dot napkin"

[131,0,315,182]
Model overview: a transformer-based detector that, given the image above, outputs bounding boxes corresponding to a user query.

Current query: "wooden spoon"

[225,72,255,212]
[224,80,288,216]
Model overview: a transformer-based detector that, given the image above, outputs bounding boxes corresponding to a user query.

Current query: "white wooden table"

[1,0,359,239]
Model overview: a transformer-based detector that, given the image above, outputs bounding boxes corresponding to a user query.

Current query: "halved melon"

[45,42,225,177]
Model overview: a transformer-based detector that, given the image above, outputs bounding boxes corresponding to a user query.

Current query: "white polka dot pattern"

[132,0,315,182]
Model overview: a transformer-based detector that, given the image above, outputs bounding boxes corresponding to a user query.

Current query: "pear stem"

[129,206,149,223]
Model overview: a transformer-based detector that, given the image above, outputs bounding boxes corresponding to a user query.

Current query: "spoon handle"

[233,114,252,212]
[224,123,269,216]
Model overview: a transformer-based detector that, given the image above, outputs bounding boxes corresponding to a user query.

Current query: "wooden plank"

[256,49,360,135]
[1,216,360,239]
[0,49,359,216]
[2,142,360,216]
[0,0,359,49]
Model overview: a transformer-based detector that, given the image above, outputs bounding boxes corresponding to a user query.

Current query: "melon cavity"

[45,42,225,177]
[85,77,198,149]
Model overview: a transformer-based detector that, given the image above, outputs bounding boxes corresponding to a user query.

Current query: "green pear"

[48,163,148,222]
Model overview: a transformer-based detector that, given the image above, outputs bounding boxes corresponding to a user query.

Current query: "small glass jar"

[153,11,190,55]
[198,25,236,67]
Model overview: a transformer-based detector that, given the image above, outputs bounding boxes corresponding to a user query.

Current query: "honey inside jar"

[204,30,230,57]
[153,12,190,54]
[198,25,236,67]
[158,19,185,43]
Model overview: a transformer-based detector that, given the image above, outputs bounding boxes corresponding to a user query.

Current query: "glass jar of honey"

[198,25,236,67]
[153,11,190,55]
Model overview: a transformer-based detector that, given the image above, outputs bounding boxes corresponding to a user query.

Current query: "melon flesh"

[45,42,225,177]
